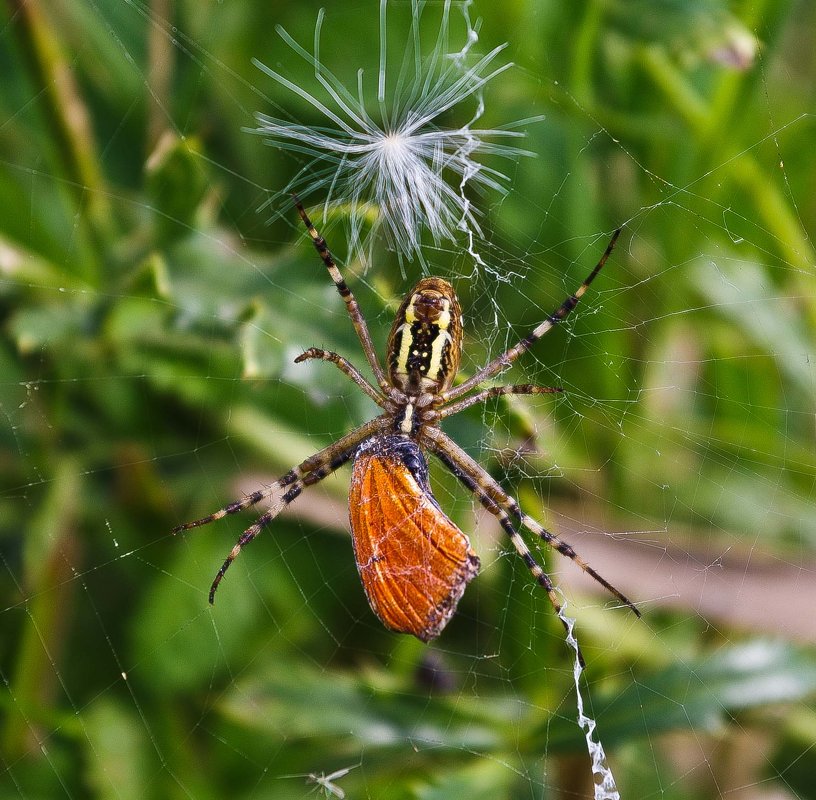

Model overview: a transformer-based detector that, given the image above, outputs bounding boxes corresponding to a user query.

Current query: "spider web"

[1,1,815,799]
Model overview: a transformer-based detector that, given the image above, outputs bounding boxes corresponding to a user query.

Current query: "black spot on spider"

[282,485,302,504]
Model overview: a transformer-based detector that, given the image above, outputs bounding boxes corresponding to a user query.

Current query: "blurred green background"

[1,1,815,798]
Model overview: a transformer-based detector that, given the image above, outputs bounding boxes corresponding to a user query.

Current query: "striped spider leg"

[173,417,390,602]
[439,228,621,405]
[421,426,639,664]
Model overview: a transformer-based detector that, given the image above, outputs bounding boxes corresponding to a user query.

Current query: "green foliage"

[1,1,814,798]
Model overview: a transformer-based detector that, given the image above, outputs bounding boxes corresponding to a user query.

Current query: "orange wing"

[349,436,480,641]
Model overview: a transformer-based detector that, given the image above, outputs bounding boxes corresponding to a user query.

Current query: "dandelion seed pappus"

[173,200,640,653]
[250,0,530,263]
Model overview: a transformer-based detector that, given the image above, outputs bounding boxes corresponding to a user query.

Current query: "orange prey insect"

[173,200,640,647]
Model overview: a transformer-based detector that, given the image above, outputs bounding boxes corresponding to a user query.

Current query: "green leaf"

[544,641,816,751]
[145,133,210,245]
[415,758,517,800]
[691,257,815,401]
[218,658,507,751]
[82,699,152,800]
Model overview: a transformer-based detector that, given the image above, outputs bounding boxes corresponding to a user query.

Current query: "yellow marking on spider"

[425,299,452,384]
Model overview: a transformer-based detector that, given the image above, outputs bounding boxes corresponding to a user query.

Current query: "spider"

[174,200,640,650]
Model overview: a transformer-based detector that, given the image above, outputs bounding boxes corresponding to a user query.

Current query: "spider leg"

[420,428,584,664]
[511,508,640,618]
[441,229,621,404]
[171,476,298,533]
[439,384,563,419]
[173,416,391,602]
[206,446,355,604]
[421,426,639,618]
[172,417,390,533]
[294,347,386,407]
[294,197,390,393]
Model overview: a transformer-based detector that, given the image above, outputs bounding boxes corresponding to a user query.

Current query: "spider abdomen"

[349,435,480,642]
[387,278,462,393]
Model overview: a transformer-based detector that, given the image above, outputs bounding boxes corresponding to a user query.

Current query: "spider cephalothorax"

[174,201,639,652]
[387,277,462,395]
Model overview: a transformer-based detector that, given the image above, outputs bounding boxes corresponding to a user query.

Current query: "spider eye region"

[387,278,462,393]
[349,435,480,641]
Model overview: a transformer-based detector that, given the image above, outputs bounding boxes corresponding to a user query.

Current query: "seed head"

[250,1,530,263]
